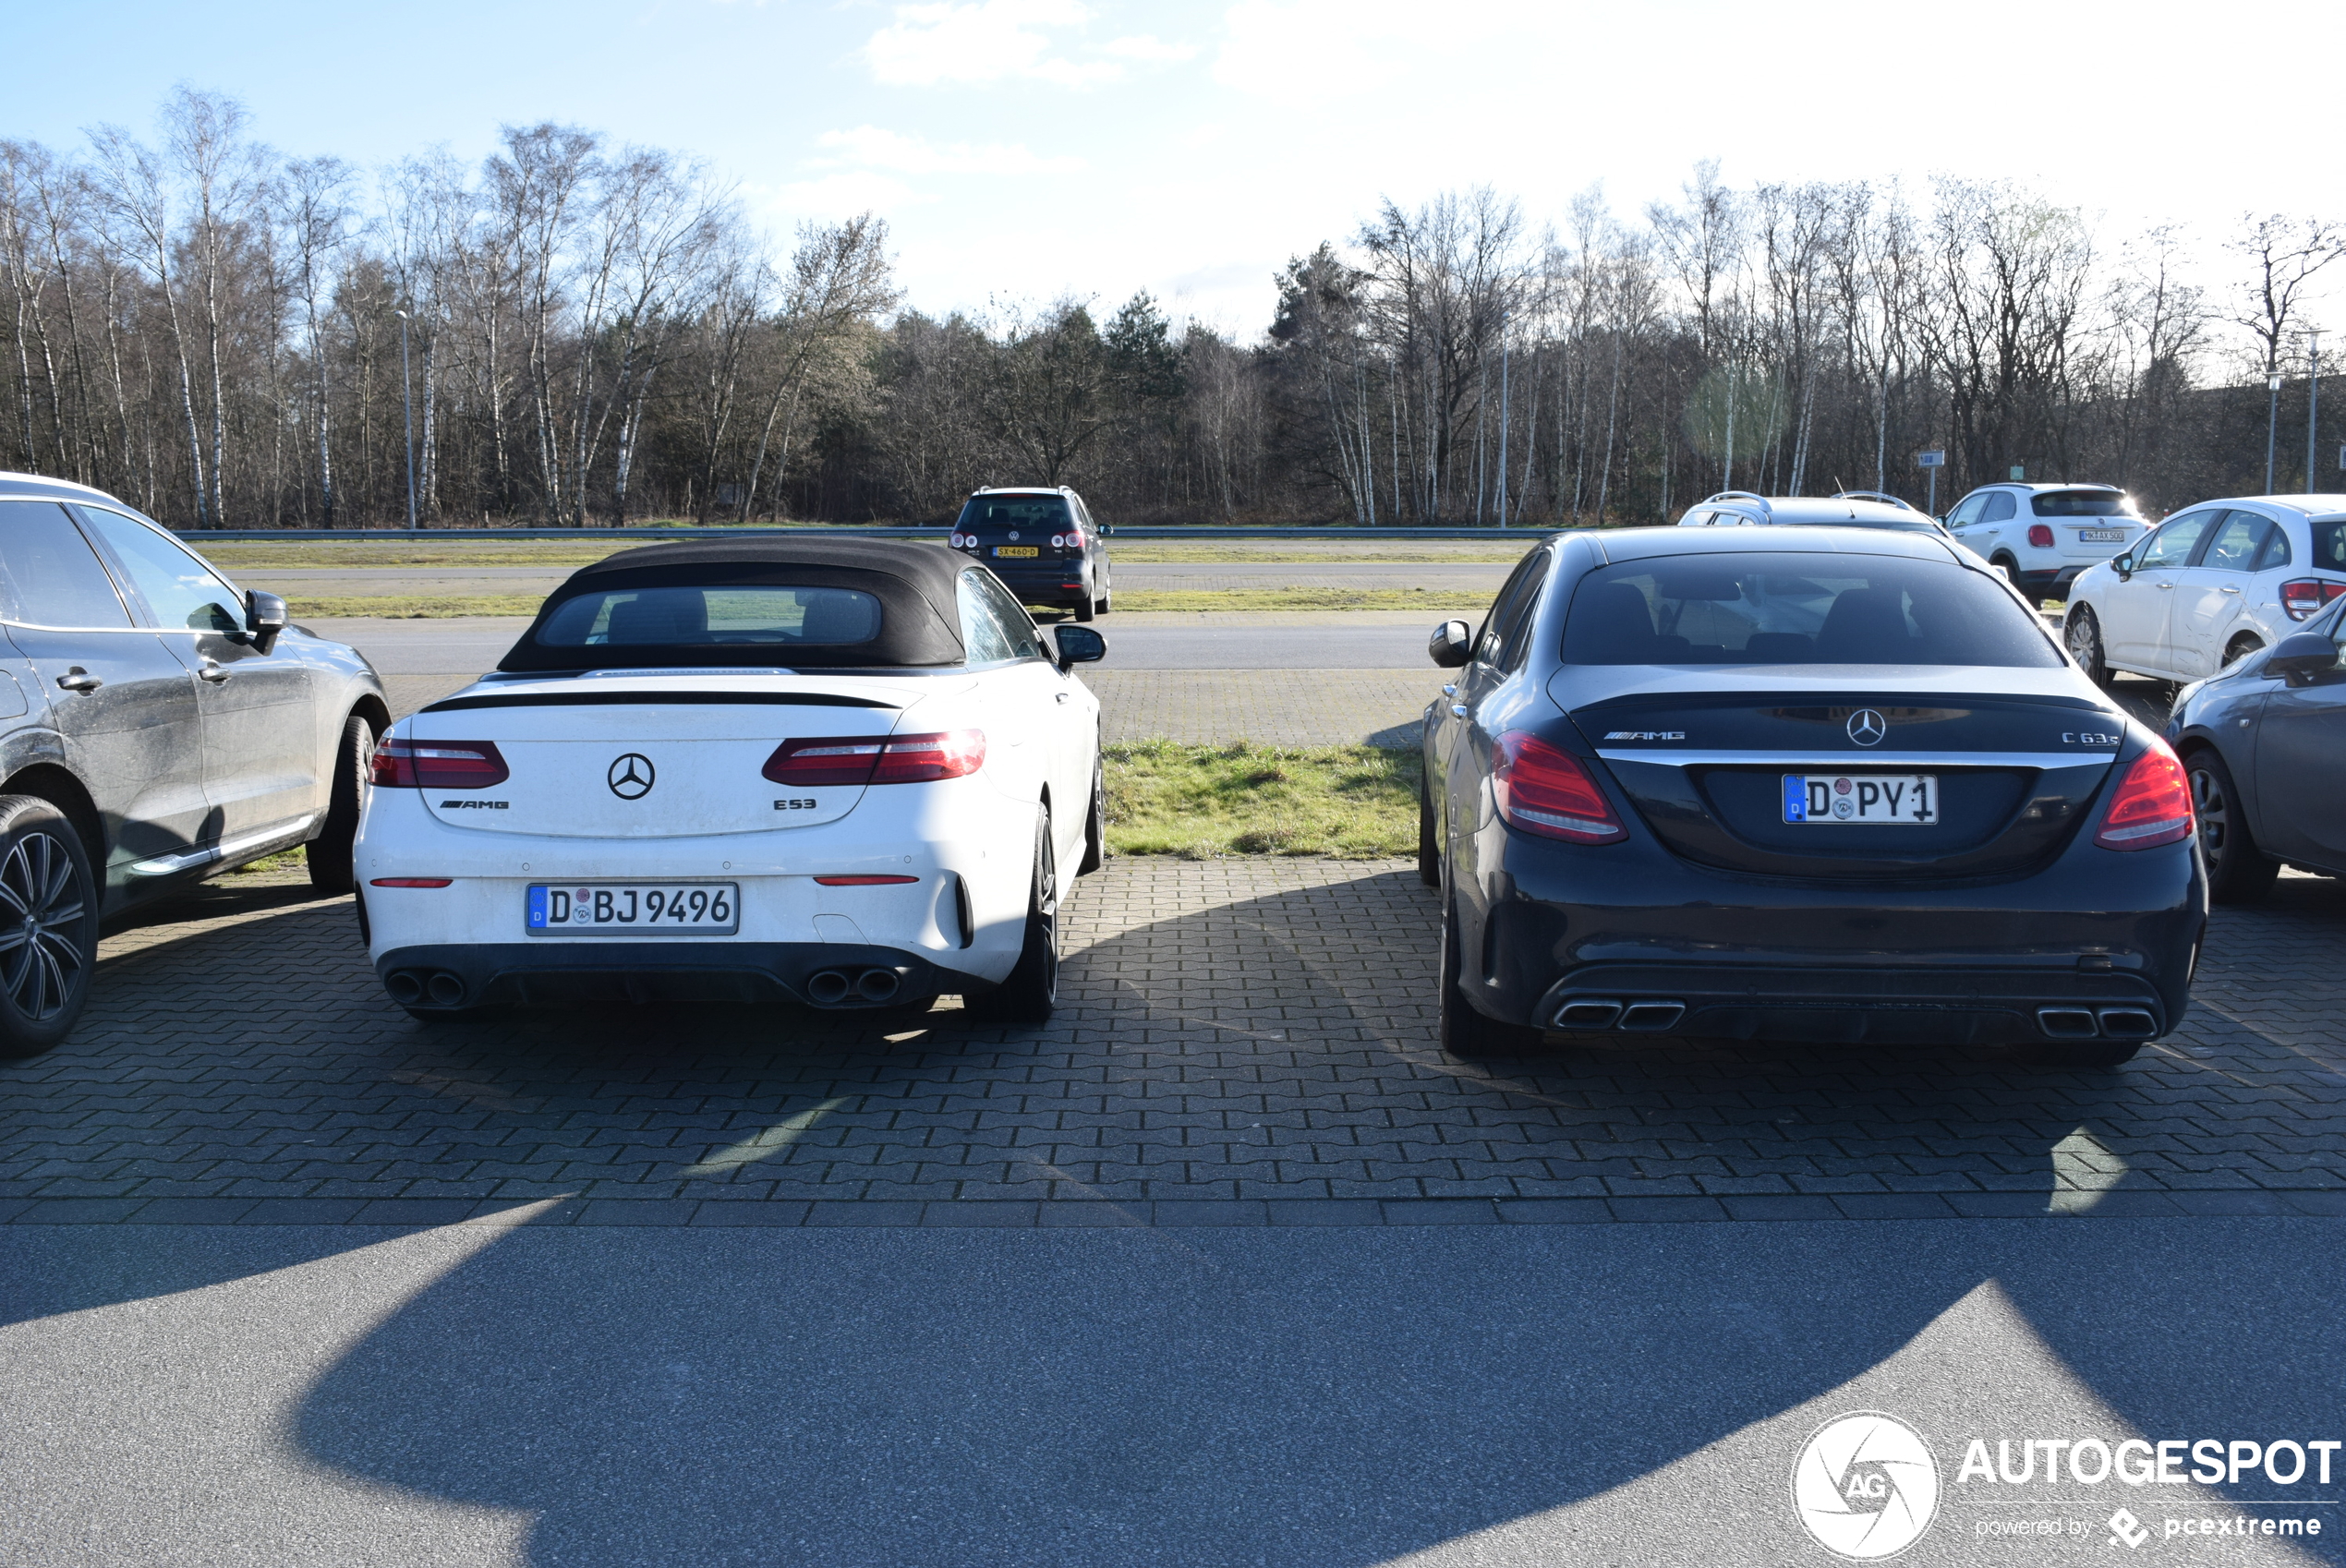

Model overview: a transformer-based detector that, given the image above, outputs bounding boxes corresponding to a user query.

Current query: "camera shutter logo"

[1791,1411,1939,1560]
[1846,709,1888,747]
[607,753,655,800]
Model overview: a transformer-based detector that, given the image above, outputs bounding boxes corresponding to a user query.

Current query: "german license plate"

[2078,528,2127,543]
[1783,775,1938,825]
[526,883,738,935]
[994,546,1039,558]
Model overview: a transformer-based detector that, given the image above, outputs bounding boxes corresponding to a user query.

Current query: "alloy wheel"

[0,831,88,1022]
[2188,763,2231,867]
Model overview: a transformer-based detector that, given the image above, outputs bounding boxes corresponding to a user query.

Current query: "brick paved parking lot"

[5,857,2341,1227]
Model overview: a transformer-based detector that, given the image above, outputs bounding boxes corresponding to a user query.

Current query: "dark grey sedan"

[0,472,390,1056]
[2165,596,2346,900]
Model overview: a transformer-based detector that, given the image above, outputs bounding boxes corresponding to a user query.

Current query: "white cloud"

[816,126,1085,175]
[1099,33,1198,62]
[864,0,1122,88]
[768,170,931,218]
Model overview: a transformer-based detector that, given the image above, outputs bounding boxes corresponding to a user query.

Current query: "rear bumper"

[377,940,985,1012]
[2014,563,2088,597]
[983,563,1091,605]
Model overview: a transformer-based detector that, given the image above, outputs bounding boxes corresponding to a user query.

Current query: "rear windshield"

[1561,554,2062,668]
[2031,490,2135,517]
[957,495,1071,532]
[535,585,882,648]
[2313,520,2346,573]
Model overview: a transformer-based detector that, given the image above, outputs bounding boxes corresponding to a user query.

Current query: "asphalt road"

[4,1216,2337,1566]
[245,560,1518,599]
[308,612,1442,676]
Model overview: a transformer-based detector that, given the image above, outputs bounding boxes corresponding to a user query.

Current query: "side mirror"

[1052,623,1106,671]
[1098,522,1115,537]
[2265,631,2340,687]
[2111,554,2134,580]
[246,590,288,655]
[1428,619,1472,669]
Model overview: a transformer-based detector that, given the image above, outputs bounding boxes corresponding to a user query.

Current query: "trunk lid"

[406,671,963,838]
[1566,682,2124,880]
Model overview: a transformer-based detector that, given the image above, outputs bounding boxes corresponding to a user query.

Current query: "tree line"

[4,90,2340,530]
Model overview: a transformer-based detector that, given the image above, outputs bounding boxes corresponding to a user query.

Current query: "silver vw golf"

[0,472,389,1057]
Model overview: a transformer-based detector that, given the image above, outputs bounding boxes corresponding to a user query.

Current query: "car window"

[2310,520,2346,573]
[72,505,243,633]
[1560,553,2063,669]
[976,572,1044,658]
[1978,492,2017,524]
[535,585,882,647]
[0,501,134,628]
[1474,551,1547,665]
[2197,512,2267,572]
[956,572,1042,663]
[1481,553,1552,671]
[2253,525,2294,573]
[2134,510,2216,570]
[2031,489,2134,517]
[1943,494,1986,527]
[956,495,1072,533]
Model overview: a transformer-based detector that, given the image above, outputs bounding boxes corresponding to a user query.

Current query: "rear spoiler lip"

[419,690,901,715]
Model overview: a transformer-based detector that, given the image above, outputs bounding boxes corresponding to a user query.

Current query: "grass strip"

[1103,740,1420,859]
[289,595,550,620]
[208,539,1529,571]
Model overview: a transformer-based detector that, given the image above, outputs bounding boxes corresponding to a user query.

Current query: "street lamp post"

[2267,368,2284,494]
[393,308,418,531]
[2309,332,2321,494]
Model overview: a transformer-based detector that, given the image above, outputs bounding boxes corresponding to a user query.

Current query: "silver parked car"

[0,472,388,1056]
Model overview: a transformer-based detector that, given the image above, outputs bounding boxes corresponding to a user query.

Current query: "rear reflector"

[2279,578,2346,620]
[813,874,921,886]
[2093,740,2194,850]
[1492,731,1626,844]
[2027,524,2055,548]
[763,730,986,787]
[369,877,453,888]
[370,739,510,789]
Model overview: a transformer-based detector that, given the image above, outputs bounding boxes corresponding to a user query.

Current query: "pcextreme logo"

[1792,1411,1941,1560]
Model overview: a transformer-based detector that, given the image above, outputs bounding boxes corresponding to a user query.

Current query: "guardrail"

[172,525,1550,544]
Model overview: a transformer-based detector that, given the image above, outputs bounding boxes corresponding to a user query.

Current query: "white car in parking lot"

[2062,494,2346,684]
[1941,482,2149,602]
[355,539,1106,1023]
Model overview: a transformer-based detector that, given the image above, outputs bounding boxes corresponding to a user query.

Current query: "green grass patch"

[288,595,549,620]
[1103,741,1420,859]
[206,537,1530,572]
[1107,588,1488,614]
[228,844,307,874]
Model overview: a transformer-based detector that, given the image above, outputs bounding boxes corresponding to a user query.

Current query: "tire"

[965,809,1058,1023]
[1073,594,1096,622]
[2065,604,2111,687]
[1438,889,1541,1060]
[2025,1040,2143,1068]
[1077,757,1106,876]
[1417,767,1440,887]
[308,714,375,895]
[2186,747,2279,904]
[0,795,100,1060]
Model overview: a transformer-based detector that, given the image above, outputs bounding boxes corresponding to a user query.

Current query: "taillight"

[950,532,964,548]
[2279,579,2346,621]
[1064,528,1083,549]
[762,730,986,787]
[2093,740,2193,850]
[369,877,453,888]
[369,738,509,789]
[1492,731,1626,843]
[2027,524,2054,549]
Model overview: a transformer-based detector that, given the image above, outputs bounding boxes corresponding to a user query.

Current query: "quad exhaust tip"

[384,969,466,1007]
[2037,1006,2159,1041]
[1551,998,1685,1032]
[806,968,902,1007]
[806,970,851,1006]
[384,970,425,1005]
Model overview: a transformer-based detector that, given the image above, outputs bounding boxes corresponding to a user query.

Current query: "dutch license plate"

[2078,528,2127,543]
[1783,775,1938,825]
[994,546,1039,558]
[526,883,738,935]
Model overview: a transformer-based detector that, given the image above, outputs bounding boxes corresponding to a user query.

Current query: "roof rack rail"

[1700,491,1771,509]
[1830,489,1916,511]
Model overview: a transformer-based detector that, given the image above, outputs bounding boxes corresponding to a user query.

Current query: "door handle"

[1450,704,1469,718]
[1442,684,1458,696]
[2220,585,2242,595]
[197,661,229,682]
[55,668,102,693]
[2156,582,2174,590]
[1054,691,1070,703]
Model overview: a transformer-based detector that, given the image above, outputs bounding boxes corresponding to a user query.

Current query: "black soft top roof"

[495,537,968,672]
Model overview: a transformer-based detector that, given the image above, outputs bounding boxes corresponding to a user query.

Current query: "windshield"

[535,585,882,647]
[2031,490,2135,517]
[957,496,1072,531]
[1561,554,2063,668]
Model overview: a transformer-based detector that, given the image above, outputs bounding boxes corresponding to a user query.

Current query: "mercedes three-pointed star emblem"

[1845,709,1888,747]
[608,753,655,799]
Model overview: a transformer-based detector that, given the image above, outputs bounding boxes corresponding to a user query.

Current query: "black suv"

[949,488,1113,621]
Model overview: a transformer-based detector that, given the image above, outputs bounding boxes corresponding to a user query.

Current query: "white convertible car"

[354,539,1106,1023]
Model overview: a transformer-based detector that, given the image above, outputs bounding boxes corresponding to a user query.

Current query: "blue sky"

[11,0,2339,338]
